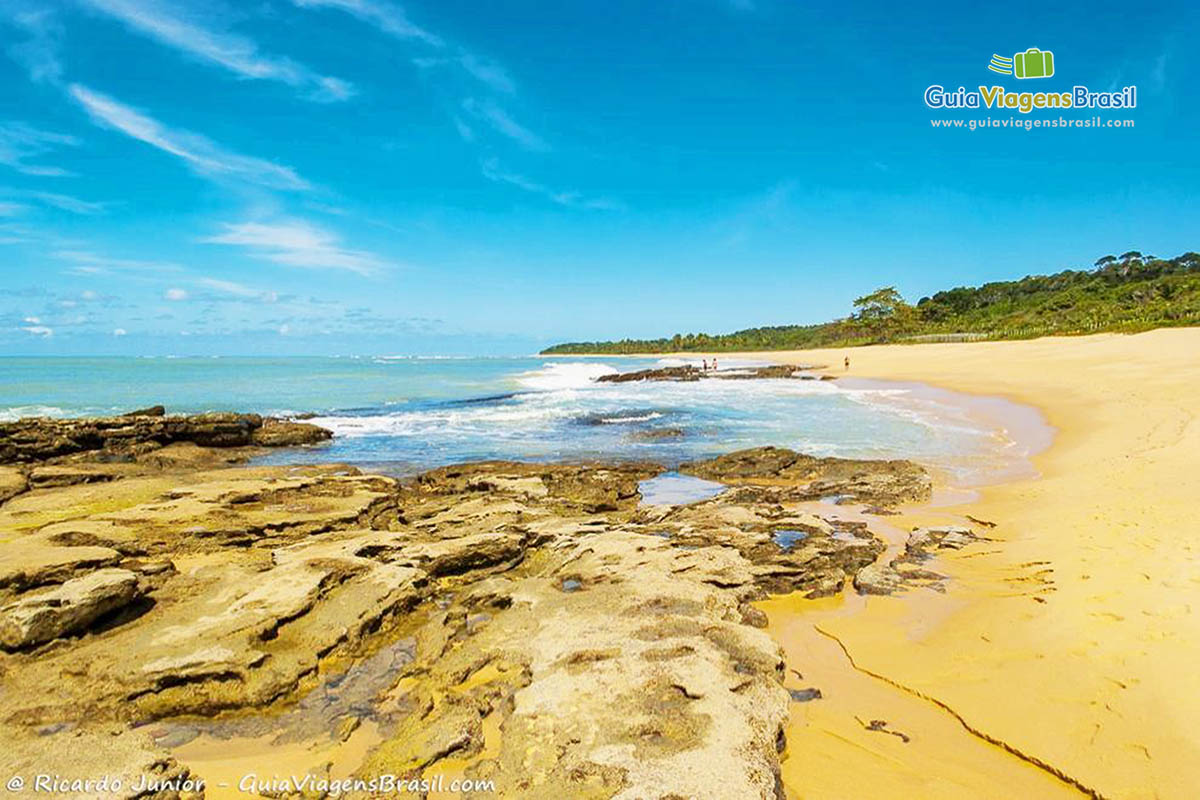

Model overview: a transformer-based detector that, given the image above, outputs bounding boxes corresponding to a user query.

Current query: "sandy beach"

[740,327,1200,799]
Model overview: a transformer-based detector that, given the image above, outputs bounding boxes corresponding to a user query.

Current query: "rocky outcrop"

[0,466,26,502]
[680,446,932,507]
[596,365,823,383]
[249,418,334,447]
[0,440,940,799]
[121,405,166,417]
[0,411,331,464]
[597,365,704,383]
[905,525,985,559]
[853,526,988,595]
[0,568,142,650]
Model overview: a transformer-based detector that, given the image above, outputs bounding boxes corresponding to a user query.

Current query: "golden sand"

[744,328,1200,799]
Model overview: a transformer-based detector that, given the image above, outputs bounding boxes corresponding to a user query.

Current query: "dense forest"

[542,250,1200,354]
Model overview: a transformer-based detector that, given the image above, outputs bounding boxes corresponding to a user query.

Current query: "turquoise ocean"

[0,356,1041,484]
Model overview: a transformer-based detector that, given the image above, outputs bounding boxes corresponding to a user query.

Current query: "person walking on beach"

[844,356,850,371]
[702,359,708,372]
[712,358,718,371]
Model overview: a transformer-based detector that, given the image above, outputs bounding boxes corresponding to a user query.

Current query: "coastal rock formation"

[596,365,824,383]
[0,410,331,464]
[680,446,932,507]
[596,365,704,382]
[853,526,988,595]
[0,429,940,798]
[0,567,142,650]
[0,466,26,502]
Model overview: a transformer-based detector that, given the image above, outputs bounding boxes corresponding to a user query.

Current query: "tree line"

[541,251,1200,354]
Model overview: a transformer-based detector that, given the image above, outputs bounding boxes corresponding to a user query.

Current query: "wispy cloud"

[451,116,475,142]
[164,287,189,301]
[68,84,310,191]
[0,122,78,176]
[293,0,517,99]
[290,0,442,47]
[20,190,107,214]
[77,0,354,102]
[0,188,107,215]
[53,249,185,275]
[197,276,278,302]
[456,53,514,94]
[5,7,63,84]
[203,219,387,275]
[462,98,547,151]
[480,158,620,211]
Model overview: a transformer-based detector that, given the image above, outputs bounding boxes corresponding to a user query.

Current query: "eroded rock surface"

[0,410,330,464]
[853,525,989,595]
[0,440,936,799]
[681,446,932,507]
[0,567,142,650]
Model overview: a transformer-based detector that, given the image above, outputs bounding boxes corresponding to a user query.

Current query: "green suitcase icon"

[1013,48,1054,79]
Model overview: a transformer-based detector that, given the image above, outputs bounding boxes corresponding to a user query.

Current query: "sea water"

[0,356,1043,485]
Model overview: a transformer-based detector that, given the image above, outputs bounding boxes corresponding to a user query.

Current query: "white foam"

[0,405,70,421]
[515,362,618,391]
[597,411,664,424]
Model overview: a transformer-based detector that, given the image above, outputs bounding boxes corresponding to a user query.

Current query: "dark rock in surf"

[121,405,166,418]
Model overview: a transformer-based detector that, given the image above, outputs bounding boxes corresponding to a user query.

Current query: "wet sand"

[742,328,1200,799]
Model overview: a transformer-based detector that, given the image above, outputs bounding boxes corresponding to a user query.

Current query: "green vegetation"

[542,251,1200,354]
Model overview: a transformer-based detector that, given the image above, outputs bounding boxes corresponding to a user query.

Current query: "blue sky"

[0,0,1196,355]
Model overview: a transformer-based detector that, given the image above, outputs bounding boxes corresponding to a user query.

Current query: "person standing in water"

[702,359,708,372]
[712,357,718,371]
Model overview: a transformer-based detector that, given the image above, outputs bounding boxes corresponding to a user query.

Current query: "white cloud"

[112,327,127,336]
[164,287,189,301]
[457,53,514,94]
[290,0,442,47]
[77,0,354,101]
[452,116,474,142]
[197,277,256,297]
[54,249,184,275]
[23,316,40,323]
[0,122,79,176]
[6,8,63,84]
[462,98,547,151]
[197,276,280,302]
[68,84,310,190]
[23,191,107,214]
[203,219,386,275]
[480,158,621,211]
[297,0,515,97]
[22,324,53,337]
